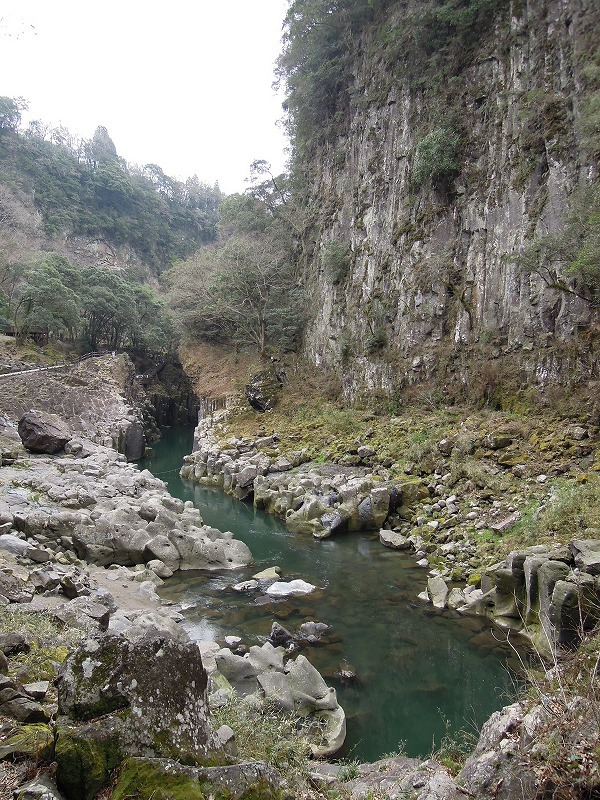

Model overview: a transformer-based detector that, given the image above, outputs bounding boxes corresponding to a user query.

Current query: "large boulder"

[18,410,72,454]
[379,530,411,549]
[211,642,346,758]
[0,571,34,603]
[0,676,50,723]
[245,370,284,413]
[427,576,450,609]
[214,649,259,696]
[265,579,316,597]
[569,539,600,575]
[12,774,65,800]
[57,629,220,765]
[171,528,253,571]
[118,420,145,462]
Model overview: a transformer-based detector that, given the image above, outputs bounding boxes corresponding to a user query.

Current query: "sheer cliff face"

[298,0,599,398]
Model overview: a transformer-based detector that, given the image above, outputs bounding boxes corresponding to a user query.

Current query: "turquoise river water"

[140,424,519,763]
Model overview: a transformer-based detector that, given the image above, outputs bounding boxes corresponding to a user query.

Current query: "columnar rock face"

[426,541,600,655]
[297,0,599,397]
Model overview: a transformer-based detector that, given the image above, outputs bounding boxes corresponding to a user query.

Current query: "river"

[140,424,519,763]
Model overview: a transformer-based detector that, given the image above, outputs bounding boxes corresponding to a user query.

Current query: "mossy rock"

[393,478,430,506]
[245,372,283,414]
[496,452,526,468]
[110,757,288,800]
[55,719,122,800]
[0,723,54,761]
[58,631,218,765]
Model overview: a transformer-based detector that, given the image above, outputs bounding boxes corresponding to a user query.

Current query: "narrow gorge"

[0,0,599,797]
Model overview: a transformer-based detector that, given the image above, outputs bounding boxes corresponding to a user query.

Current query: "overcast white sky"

[0,0,290,194]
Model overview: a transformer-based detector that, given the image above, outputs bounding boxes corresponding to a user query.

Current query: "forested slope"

[0,98,221,358]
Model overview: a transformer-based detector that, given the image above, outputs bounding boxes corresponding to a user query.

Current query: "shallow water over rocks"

[142,426,519,762]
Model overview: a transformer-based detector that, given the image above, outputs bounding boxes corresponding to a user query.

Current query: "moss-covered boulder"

[55,719,121,800]
[58,629,221,763]
[111,757,287,800]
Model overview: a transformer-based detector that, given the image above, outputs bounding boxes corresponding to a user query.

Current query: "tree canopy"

[166,233,304,357]
[0,104,222,272]
[0,252,174,356]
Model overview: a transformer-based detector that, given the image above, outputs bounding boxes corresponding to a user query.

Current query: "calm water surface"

[140,425,518,762]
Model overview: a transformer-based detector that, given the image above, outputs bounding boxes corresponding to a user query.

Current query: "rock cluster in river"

[181,413,428,538]
[1,425,252,575]
[182,413,600,654]
[200,640,346,758]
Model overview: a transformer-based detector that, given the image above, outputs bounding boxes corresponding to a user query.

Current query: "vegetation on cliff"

[518,182,600,307]
[0,96,224,362]
[269,0,600,402]
[0,99,221,271]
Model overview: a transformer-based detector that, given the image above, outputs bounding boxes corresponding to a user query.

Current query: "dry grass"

[0,609,86,681]
[519,625,600,799]
[211,697,329,800]
[178,339,258,403]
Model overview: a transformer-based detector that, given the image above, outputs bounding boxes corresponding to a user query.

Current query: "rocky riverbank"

[1,352,598,799]
[181,411,600,656]
[0,397,347,796]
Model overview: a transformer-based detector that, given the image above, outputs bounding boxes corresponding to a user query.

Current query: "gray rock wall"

[298,0,599,397]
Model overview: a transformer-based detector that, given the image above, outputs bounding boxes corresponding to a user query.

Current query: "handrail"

[0,351,111,379]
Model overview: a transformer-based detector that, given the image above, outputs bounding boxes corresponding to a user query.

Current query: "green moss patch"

[55,722,121,800]
[0,723,54,762]
[111,758,287,800]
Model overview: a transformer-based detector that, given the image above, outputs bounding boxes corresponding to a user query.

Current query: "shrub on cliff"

[517,182,600,307]
[412,127,461,191]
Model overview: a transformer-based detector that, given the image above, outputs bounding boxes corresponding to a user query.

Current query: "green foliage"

[432,717,477,775]
[412,127,461,191]
[78,266,173,355]
[276,0,375,150]
[321,239,351,284]
[167,235,304,356]
[0,252,174,357]
[0,110,221,271]
[365,326,388,353]
[0,96,27,132]
[275,0,509,156]
[337,759,361,781]
[517,182,600,306]
[219,192,273,235]
[375,0,510,86]
[511,476,600,548]
[5,254,81,339]
[0,608,85,680]
[578,55,600,159]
